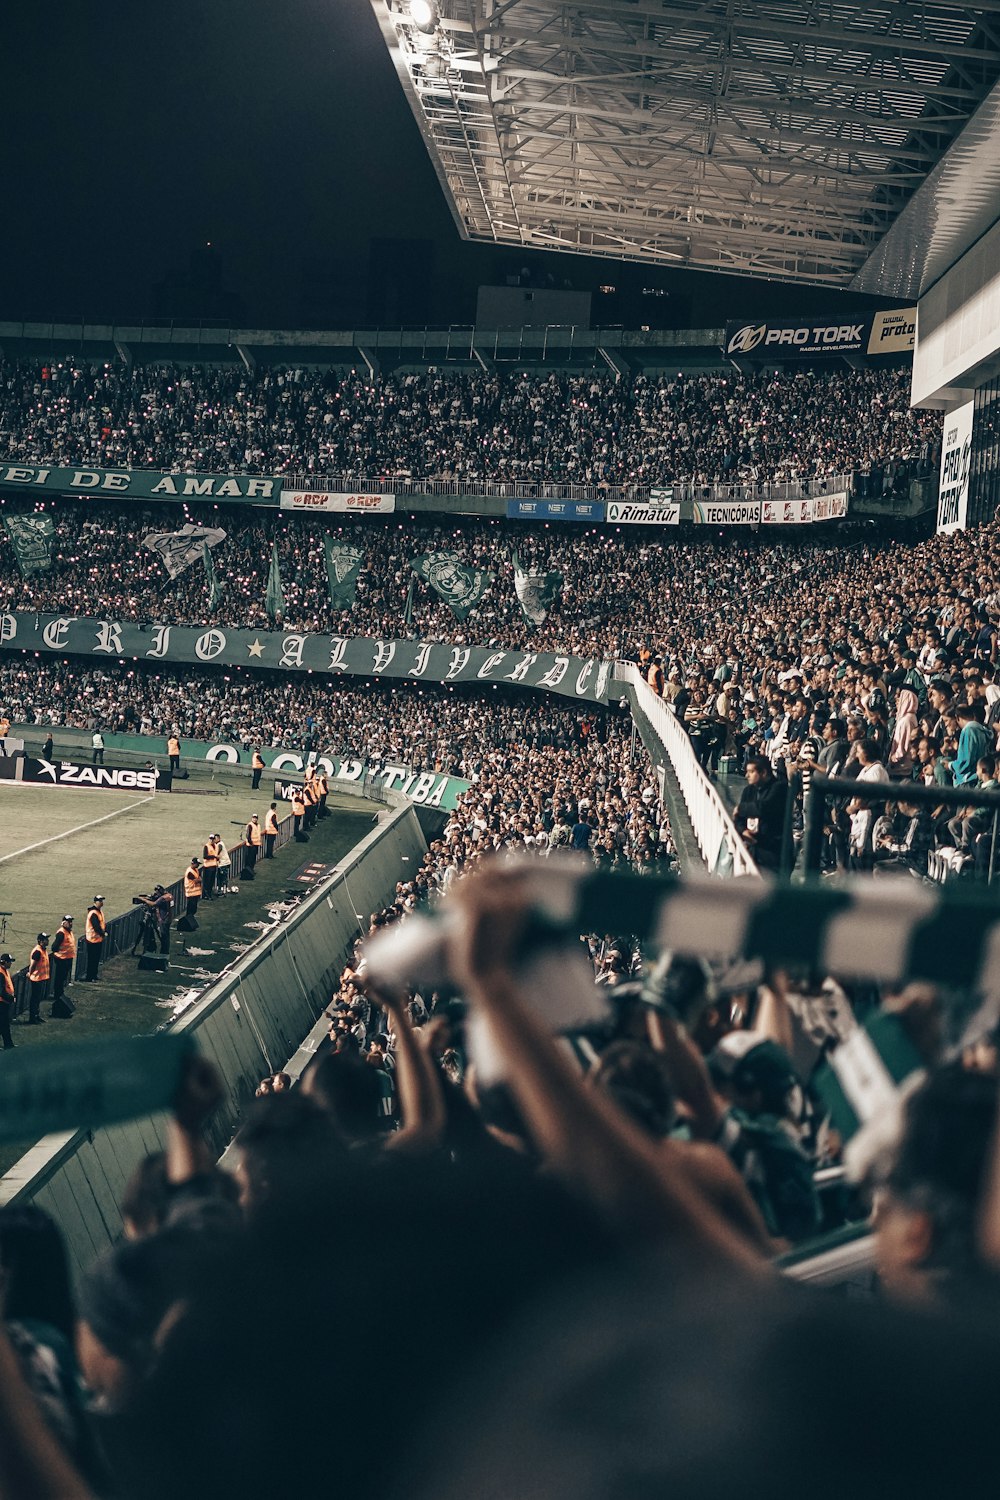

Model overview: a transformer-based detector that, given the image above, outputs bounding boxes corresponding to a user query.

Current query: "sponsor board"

[813,492,849,521]
[280,490,396,514]
[606,501,680,526]
[724,309,916,360]
[2,756,167,792]
[506,499,606,522]
[761,498,815,525]
[273,761,463,810]
[867,309,916,356]
[0,614,614,704]
[0,464,279,502]
[937,399,974,534]
[692,500,761,525]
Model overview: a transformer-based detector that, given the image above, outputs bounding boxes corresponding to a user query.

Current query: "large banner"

[3,513,55,575]
[724,309,916,360]
[692,499,761,525]
[0,463,280,502]
[0,613,613,704]
[606,501,679,526]
[761,497,814,524]
[272,764,468,811]
[280,490,396,514]
[506,499,605,522]
[937,399,974,534]
[813,492,849,521]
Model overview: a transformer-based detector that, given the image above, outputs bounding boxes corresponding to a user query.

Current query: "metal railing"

[279,471,856,507]
[617,663,759,878]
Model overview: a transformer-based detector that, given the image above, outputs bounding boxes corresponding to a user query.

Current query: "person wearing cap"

[27,933,50,1025]
[0,953,15,1049]
[291,785,307,841]
[83,897,106,983]
[135,884,174,956]
[184,858,203,919]
[243,815,263,877]
[251,747,265,790]
[201,834,222,901]
[50,916,77,1007]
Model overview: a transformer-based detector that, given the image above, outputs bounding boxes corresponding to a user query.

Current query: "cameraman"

[135,885,174,956]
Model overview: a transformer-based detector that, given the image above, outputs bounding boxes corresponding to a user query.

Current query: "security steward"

[244,814,263,876]
[27,933,50,1024]
[201,834,222,900]
[83,896,106,982]
[167,733,182,774]
[251,747,265,790]
[318,769,330,818]
[303,773,320,832]
[50,915,77,1006]
[184,857,203,919]
[0,953,16,1049]
[264,802,280,858]
[292,785,307,841]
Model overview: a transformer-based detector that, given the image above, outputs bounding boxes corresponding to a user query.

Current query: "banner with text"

[0,613,613,704]
[761,497,814,524]
[606,501,680,526]
[506,499,606,522]
[0,755,168,792]
[0,463,280,503]
[813,492,849,521]
[280,490,396,514]
[937,399,974,535]
[692,499,761,525]
[724,308,916,360]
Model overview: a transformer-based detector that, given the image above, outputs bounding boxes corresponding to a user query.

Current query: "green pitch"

[0,762,375,974]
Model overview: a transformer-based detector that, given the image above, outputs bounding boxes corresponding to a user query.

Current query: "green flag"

[4,513,55,577]
[512,549,562,630]
[403,576,415,628]
[411,550,493,621]
[265,540,284,622]
[324,538,364,610]
[203,542,224,613]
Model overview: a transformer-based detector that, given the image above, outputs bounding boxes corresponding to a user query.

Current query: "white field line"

[0,795,156,865]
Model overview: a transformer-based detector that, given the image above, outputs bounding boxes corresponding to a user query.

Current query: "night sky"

[0,0,886,330]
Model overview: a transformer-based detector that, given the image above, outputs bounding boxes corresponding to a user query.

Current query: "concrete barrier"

[0,798,428,1276]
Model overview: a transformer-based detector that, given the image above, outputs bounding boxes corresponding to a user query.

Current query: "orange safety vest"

[647,663,664,696]
[168,737,181,757]
[305,780,320,806]
[184,865,203,898]
[252,751,265,770]
[319,774,329,795]
[292,791,306,816]
[202,841,221,867]
[246,821,263,847]
[86,908,106,944]
[29,946,50,982]
[53,928,77,961]
[265,809,279,835]
[0,967,14,1002]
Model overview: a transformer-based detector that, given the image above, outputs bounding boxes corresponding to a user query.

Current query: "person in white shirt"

[847,740,890,866]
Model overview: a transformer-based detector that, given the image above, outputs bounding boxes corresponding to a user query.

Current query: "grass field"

[0,758,380,1174]
[0,761,307,963]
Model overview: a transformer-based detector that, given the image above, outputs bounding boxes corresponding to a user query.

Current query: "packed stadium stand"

[7,1,1000,1483]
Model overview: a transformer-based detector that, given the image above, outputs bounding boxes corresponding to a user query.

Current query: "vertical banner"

[937,399,974,534]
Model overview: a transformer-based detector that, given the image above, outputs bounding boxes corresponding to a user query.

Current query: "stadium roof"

[370,0,1000,286]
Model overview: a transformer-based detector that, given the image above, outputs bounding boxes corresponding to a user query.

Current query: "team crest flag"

[410,550,493,621]
[265,540,285,622]
[203,543,224,613]
[324,538,365,610]
[4,513,55,577]
[143,523,226,580]
[512,549,562,629]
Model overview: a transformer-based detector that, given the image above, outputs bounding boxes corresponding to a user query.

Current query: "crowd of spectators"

[2,851,1000,1500]
[0,359,938,486]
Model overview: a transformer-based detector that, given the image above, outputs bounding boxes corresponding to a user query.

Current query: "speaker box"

[176,914,199,933]
[138,955,169,972]
[50,995,76,1018]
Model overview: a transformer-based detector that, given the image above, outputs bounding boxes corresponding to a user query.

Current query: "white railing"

[279,471,855,508]
[617,663,759,879]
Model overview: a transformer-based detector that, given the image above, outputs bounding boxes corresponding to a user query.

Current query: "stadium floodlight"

[408,0,438,33]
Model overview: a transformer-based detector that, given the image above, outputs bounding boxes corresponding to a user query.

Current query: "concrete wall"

[0,800,427,1276]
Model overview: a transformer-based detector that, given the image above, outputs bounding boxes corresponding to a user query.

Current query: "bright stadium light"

[408,0,438,33]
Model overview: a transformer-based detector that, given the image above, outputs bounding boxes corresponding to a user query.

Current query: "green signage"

[0,463,280,503]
